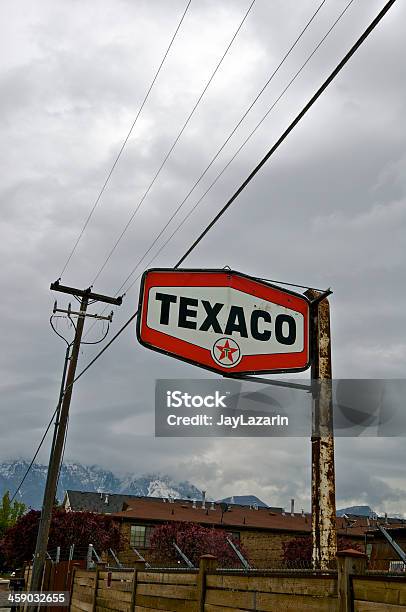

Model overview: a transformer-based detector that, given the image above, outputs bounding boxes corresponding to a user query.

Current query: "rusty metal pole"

[306,290,337,570]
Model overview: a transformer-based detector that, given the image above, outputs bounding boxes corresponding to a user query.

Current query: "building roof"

[64,490,149,513]
[366,524,406,537]
[65,490,406,539]
[111,497,389,537]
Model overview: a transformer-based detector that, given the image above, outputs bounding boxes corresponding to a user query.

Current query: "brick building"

[366,525,406,571]
[64,490,406,569]
[111,497,370,568]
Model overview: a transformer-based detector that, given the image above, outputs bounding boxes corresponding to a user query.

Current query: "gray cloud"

[0,0,405,516]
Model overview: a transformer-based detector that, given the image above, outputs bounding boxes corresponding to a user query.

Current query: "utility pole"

[306,289,337,570]
[30,281,122,594]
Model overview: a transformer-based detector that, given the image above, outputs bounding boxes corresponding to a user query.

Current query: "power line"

[72,0,396,387]
[120,0,355,295]
[11,290,120,505]
[112,0,329,297]
[10,406,59,503]
[83,0,329,340]
[59,0,192,279]
[15,0,396,501]
[83,0,333,337]
[90,0,256,285]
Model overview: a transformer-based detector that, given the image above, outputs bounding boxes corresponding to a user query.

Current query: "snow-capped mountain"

[0,460,203,509]
[218,495,268,508]
[336,505,376,517]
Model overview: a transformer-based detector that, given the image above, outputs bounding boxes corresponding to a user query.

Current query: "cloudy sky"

[1,0,405,515]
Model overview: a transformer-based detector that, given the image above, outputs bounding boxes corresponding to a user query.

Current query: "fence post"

[337,549,367,612]
[69,564,78,606]
[198,555,218,612]
[130,561,146,612]
[91,563,106,612]
[87,544,94,570]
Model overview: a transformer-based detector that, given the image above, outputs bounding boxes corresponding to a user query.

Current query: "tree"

[0,491,26,538]
[1,508,122,567]
[149,522,249,568]
[282,535,362,566]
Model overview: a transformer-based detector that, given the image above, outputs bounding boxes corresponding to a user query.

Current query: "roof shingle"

[112,498,382,536]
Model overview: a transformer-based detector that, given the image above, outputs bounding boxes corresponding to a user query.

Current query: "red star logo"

[216,339,238,363]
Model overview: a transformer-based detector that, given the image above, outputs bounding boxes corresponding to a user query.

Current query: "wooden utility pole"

[30,282,122,595]
[306,289,337,570]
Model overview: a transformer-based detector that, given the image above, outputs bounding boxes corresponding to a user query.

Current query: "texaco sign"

[137,269,310,375]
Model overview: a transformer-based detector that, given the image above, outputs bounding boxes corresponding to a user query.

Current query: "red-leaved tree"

[0,508,122,567]
[150,522,249,568]
[282,535,362,566]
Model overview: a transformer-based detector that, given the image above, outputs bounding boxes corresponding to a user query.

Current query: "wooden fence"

[352,575,406,611]
[71,568,97,612]
[69,552,406,612]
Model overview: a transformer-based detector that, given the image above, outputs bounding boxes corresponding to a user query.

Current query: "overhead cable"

[121,0,355,296]
[73,0,396,386]
[90,0,256,285]
[16,0,396,500]
[114,0,329,296]
[59,0,192,278]
[83,0,329,338]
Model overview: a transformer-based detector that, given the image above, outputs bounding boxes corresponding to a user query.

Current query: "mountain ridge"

[0,460,203,509]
